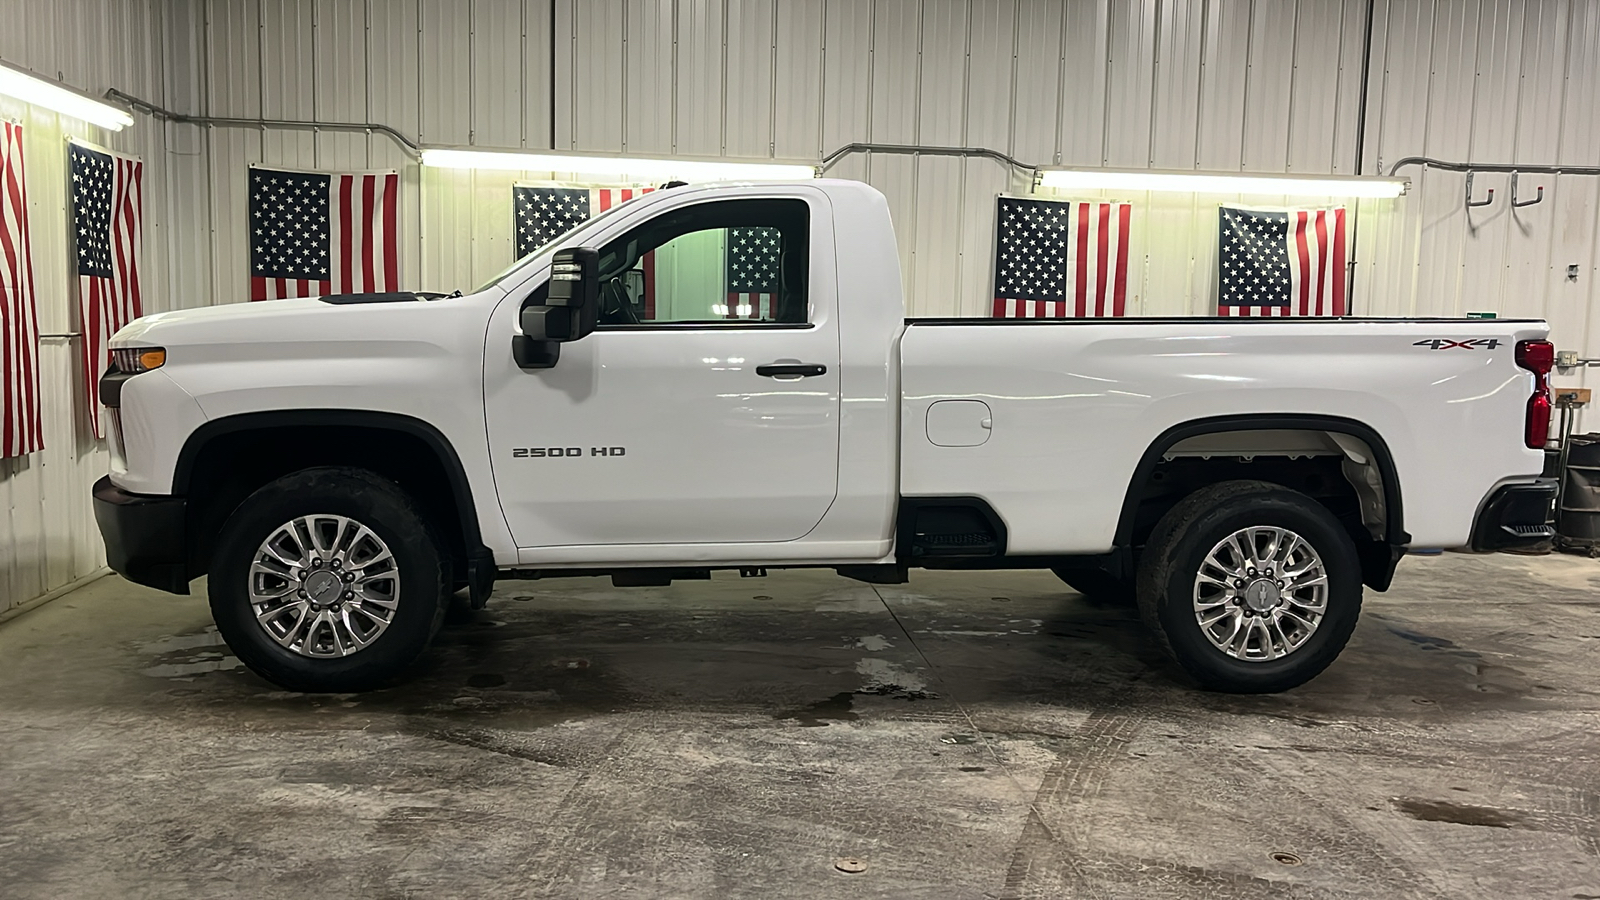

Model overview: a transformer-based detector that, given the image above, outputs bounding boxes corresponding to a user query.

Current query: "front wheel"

[209,467,448,692]
[1136,480,1362,693]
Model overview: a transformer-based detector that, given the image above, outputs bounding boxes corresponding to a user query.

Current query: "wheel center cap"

[304,570,342,604]
[1244,579,1281,612]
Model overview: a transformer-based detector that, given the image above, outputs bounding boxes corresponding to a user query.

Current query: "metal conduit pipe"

[1387,156,1600,178]
[105,89,422,157]
[819,142,1038,176]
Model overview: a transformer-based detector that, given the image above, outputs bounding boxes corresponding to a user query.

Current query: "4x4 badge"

[1414,338,1502,350]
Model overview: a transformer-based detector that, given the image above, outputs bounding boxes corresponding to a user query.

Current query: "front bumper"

[92,476,191,594]
[1470,478,1558,551]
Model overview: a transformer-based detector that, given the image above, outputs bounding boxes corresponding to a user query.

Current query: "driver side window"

[593,198,809,326]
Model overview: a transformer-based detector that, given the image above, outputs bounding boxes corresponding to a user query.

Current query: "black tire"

[209,467,448,692]
[1135,480,1362,693]
[1051,567,1135,605]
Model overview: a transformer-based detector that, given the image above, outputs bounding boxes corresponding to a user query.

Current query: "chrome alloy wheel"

[1192,526,1328,662]
[248,514,401,658]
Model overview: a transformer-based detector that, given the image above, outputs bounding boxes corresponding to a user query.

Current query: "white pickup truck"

[94,179,1556,695]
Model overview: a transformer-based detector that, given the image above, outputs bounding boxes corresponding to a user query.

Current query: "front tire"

[1136,480,1362,693]
[209,467,448,692]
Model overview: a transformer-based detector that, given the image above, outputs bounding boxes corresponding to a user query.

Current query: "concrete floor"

[1,553,1598,899]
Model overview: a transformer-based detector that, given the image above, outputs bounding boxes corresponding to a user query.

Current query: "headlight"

[111,346,166,373]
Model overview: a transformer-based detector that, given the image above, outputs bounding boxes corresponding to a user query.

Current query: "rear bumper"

[1470,478,1558,551]
[92,476,191,594]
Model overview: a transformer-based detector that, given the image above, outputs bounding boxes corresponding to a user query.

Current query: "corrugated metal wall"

[0,0,175,614]
[5,0,1600,611]
[1360,0,1600,407]
[178,0,1380,315]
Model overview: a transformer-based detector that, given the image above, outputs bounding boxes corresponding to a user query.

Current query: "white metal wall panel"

[1240,0,1296,172]
[419,0,472,146]
[1287,0,1350,174]
[1058,0,1111,166]
[1103,0,1157,168]
[818,0,871,180]
[568,0,625,151]
[1195,0,1250,170]
[1009,0,1062,165]
[624,0,675,154]
[1150,0,1204,169]
[470,0,526,150]
[724,0,775,158]
[314,0,370,169]
[869,0,920,146]
[772,0,824,160]
[675,0,725,156]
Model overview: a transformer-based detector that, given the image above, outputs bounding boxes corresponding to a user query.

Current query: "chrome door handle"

[756,362,827,378]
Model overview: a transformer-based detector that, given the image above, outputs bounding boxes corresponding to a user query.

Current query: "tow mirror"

[513,247,600,369]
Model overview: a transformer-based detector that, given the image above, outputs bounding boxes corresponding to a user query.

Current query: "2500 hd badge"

[511,446,627,458]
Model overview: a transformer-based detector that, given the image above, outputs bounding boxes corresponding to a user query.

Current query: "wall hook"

[1465,171,1494,208]
[1511,172,1544,208]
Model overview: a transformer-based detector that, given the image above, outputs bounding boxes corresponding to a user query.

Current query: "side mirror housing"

[513,247,600,369]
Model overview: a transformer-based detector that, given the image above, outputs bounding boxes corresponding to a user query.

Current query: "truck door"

[483,195,842,549]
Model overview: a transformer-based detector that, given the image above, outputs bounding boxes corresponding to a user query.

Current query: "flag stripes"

[992,197,1133,318]
[722,293,775,320]
[1,120,42,457]
[71,142,143,439]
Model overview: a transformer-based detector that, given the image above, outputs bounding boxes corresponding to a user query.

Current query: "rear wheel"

[209,467,448,692]
[1136,480,1362,693]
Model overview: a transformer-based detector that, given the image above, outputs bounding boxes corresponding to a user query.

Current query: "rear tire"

[209,467,448,692]
[1136,480,1362,693]
[1052,567,1135,605]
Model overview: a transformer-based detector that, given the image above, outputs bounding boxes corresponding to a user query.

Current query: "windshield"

[470,195,654,294]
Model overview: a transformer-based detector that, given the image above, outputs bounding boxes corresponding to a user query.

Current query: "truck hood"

[110,290,503,351]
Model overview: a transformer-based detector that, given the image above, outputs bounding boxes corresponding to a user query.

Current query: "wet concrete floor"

[2,551,1599,898]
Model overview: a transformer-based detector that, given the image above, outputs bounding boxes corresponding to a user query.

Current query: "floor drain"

[834,857,867,874]
[1271,851,1303,866]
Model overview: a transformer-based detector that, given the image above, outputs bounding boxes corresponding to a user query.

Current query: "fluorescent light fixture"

[1037,167,1407,198]
[0,60,134,131]
[421,148,816,181]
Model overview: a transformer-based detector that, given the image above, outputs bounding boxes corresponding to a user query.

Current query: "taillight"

[1515,339,1554,449]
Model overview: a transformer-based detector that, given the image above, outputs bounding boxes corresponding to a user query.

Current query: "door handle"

[756,362,827,378]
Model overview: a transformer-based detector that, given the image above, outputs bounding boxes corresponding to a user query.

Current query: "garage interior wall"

[0,0,172,615]
[3,0,1599,613]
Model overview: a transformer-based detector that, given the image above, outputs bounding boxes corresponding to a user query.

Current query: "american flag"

[71,141,143,440]
[514,184,655,313]
[2,120,42,458]
[723,226,781,319]
[1217,206,1347,316]
[993,196,1132,318]
[249,166,399,300]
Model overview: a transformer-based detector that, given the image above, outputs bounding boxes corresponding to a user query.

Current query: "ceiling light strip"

[1038,168,1407,198]
[420,148,816,181]
[0,60,135,131]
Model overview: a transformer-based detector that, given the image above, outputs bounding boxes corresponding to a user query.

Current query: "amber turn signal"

[112,346,166,374]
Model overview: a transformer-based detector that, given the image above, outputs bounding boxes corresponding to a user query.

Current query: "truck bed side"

[899,318,1549,553]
